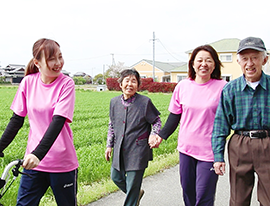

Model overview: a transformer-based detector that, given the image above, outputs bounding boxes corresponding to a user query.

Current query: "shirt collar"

[240,71,267,91]
[259,71,267,90]
[121,93,137,106]
[240,75,247,91]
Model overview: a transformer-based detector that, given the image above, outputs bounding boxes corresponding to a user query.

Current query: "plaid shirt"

[212,72,270,162]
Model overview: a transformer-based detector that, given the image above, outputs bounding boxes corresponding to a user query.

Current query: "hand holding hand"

[105,147,112,161]
[148,134,163,149]
[23,154,40,170]
[213,162,225,175]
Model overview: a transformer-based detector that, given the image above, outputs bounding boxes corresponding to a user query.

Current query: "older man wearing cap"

[212,37,270,206]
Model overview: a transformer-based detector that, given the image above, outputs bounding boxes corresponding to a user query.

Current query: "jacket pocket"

[136,131,149,145]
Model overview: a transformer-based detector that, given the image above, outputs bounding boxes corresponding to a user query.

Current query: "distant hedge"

[106,78,121,91]
[106,78,177,93]
[148,82,177,93]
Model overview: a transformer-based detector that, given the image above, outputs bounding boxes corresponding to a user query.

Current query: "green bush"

[0,76,10,84]
[73,77,86,85]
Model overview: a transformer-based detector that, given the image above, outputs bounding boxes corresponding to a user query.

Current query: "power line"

[66,39,186,64]
[158,40,185,61]
[67,54,110,62]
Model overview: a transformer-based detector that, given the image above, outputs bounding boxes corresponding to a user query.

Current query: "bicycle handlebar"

[0,159,23,181]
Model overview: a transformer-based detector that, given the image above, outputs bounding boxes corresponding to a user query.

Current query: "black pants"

[17,169,77,206]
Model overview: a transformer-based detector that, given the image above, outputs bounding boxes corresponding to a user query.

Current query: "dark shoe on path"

[136,189,144,206]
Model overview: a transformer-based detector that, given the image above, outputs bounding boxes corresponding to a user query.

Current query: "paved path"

[87,155,259,206]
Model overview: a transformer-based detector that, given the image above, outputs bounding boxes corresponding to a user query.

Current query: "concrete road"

[87,158,259,206]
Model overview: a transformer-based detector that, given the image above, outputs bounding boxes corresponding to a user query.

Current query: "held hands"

[213,162,225,176]
[104,135,162,162]
[148,134,163,149]
[105,147,112,161]
[23,154,40,170]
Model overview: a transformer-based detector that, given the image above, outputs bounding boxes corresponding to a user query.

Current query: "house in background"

[170,63,188,82]
[0,65,73,84]
[62,70,71,76]
[131,59,186,82]
[134,38,270,83]
[185,38,270,81]
[73,72,87,77]
[73,71,92,84]
[171,38,242,83]
[1,64,25,83]
[209,38,242,81]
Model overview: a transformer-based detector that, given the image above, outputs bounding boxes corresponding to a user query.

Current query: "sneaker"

[136,189,144,206]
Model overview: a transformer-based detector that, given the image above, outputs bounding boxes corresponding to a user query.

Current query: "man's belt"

[235,130,270,138]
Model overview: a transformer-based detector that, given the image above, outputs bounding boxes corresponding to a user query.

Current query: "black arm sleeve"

[0,113,25,157]
[158,112,181,140]
[31,115,66,161]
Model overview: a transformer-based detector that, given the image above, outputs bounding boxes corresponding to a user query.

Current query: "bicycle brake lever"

[18,171,33,178]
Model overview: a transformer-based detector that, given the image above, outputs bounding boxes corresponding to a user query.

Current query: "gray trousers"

[228,134,270,206]
[111,167,145,206]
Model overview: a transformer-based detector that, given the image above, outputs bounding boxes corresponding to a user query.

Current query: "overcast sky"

[1,0,270,77]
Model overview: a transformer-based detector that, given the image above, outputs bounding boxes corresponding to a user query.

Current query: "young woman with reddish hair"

[0,38,78,205]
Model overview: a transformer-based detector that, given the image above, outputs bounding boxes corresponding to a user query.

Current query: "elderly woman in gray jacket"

[105,69,161,206]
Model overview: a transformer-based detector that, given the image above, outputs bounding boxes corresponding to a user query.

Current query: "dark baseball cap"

[237,37,267,54]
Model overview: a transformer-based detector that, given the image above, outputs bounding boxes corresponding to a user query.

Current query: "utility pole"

[151,32,157,82]
[103,64,105,84]
[110,53,116,66]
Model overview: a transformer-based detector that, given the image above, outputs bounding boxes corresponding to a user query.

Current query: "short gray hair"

[237,50,268,61]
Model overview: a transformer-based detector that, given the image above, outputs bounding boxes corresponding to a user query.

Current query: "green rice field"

[0,86,178,205]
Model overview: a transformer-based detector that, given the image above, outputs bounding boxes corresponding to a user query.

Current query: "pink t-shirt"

[11,72,78,172]
[169,78,227,161]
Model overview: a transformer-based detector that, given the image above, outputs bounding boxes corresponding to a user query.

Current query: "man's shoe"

[136,189,144,206]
